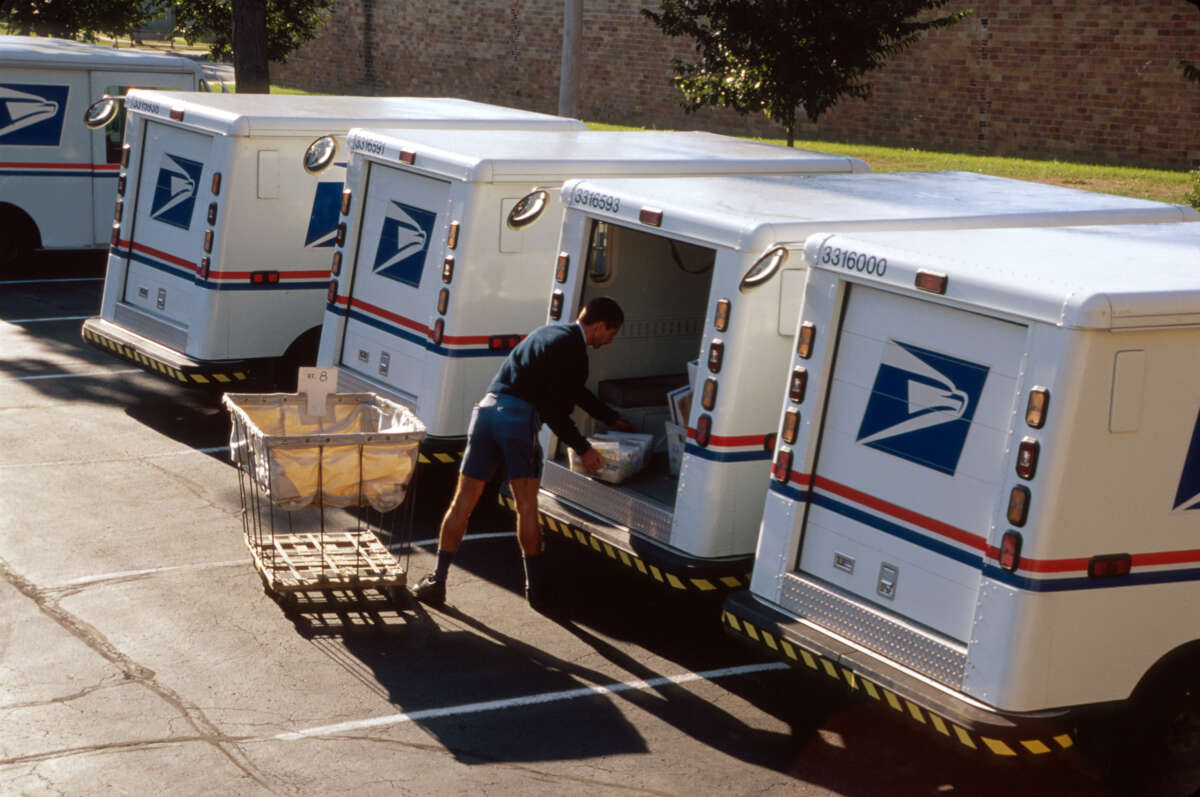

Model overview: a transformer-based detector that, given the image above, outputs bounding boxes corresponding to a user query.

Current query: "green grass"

[588,121,1193,206]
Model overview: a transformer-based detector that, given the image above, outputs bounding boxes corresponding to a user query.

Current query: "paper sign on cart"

[298,367,338,417]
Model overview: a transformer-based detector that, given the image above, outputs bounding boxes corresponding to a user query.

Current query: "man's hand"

[580,448,605,472]
[609,418,635,432]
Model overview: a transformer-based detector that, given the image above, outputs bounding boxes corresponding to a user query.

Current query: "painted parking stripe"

[273,662,790,741]
[0,368,142,383]
[0,277,104,285]
[0,445,228,470]
[3,314,91,323]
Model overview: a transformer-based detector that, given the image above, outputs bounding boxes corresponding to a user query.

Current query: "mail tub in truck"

[725,222,1200,791]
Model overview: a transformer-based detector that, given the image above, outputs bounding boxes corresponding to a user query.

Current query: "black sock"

[522,553,545,590]
[433,550,455,583]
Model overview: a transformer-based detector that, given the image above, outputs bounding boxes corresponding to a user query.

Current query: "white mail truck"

[524,172,1199,597]
[723,222,1200,791]
[81,92,581,389]
[313,128,868,452]
[0,36,206,266]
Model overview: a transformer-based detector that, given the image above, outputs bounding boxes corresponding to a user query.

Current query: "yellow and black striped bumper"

[497,492,751,593]
[722,591,1076,758]
[82,318,252,388]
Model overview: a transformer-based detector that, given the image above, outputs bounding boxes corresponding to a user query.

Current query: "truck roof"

[344,128,869,179]
[0,35,203,74]
[806,222,1200,329]
[125,90,583,136]
[560,172,1198,251]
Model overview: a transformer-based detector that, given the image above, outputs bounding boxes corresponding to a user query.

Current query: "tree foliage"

[1183,0,1200,85]
[0,0,166,42]
[171,0,334,64]
[643,0,970,145]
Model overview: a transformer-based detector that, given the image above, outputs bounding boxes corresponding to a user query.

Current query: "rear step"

[499,484,752,593]
[723,590,1078,758]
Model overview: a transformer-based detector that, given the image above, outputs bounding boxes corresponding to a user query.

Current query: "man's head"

[577,296,623,348]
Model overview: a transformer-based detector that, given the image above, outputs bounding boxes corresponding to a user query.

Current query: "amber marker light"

[1007,486,1031,527]
[1026,387,1050,429]
[714,299,731,332]
[796,322,816,359]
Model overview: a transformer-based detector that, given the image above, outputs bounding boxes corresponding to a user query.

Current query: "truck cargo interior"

[547,220,715,512]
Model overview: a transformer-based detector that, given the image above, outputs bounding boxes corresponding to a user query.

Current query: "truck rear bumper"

[722,590,1078,758]
[506,486,753,593]
[81,317,256,389]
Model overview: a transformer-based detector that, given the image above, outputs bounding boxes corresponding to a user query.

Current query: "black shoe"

[410,574,446,606]
[525,582,552,612]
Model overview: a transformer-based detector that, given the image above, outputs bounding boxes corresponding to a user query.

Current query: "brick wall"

[273,0,1200,168]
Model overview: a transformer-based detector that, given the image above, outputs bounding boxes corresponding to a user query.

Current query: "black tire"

[0,208,36,271]
[273,326,322,391]
[1130,681,1200,796]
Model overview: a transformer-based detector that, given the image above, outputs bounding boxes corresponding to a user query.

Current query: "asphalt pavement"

[0,250,1114,795]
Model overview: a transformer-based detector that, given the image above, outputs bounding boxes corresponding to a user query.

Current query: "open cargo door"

[337,164,451,402]
[798,284,1027,642]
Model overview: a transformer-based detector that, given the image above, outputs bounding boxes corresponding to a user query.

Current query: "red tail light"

[789,367,807,403]
[489,335,520,351]
[1088,553,1132,579]
[639,207,663,226]
[707,339,724,373]
[200,257,211,280]
[695,414,712,447]
[1016,437,1039,480]
[999,531,1022,571]
[772,448,793,482]
[556,252,570,283]
[549,289,564,320]
[327,280,338,303]
[431,319,444,345]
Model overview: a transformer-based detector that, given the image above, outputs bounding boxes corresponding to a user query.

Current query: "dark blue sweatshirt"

[488,322,618,454]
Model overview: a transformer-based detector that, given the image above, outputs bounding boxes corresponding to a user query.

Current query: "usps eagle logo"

[149,153,204,230]
[856,340,990,476]
[304,181,343,248]
[0,83,69,146]
[372,200,437,287]
[1174,408,1200,512]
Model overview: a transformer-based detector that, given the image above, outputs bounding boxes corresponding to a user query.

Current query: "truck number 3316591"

[820,246,888,277]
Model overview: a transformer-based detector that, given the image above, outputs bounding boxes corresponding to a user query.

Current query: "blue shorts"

[461,393,543,482]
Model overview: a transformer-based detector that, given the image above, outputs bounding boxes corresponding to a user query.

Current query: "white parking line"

[0,445,228,469]
[3,315,90,323]
[45,531,506,589]
[272,662,790,741]
[0,277,103,285]
[0,368,141,382]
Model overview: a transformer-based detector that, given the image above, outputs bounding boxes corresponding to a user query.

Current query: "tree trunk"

[232,0,270,94]
[786,106,796,147]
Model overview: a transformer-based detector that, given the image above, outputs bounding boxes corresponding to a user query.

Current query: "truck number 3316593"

[820,246,888,277]
[571,187,620,214]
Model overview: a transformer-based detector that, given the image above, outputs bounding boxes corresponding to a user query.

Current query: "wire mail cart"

[223,392,425,597]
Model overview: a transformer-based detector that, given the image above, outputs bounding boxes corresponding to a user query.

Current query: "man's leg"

[411,473,486,605]
[510,476,547,607]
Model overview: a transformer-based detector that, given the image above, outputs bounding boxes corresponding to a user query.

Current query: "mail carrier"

[527,172,1199,597]
[81,92,581,389]
[314,128,868,449]
[0,35,205,266]
[724,222,1200,788]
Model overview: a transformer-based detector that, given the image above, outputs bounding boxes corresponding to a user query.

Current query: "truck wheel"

[1103,679,1200,796]
[0,209,36,271]
[274,327,322,391]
